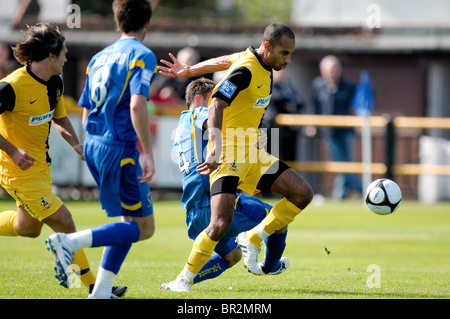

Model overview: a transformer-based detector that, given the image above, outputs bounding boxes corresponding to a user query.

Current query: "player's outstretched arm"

[158,53,233,78]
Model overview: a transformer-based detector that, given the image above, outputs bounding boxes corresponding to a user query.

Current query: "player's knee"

[16,226,41,238]
[127,214,155,241]
[273,169,314,210]
[206,217,232,241]
[301,182,314,207]
[288,181,314,210]
[139,223,155,241]
[218,215,233,231]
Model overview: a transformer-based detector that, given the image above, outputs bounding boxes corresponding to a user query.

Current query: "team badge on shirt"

[229,160,238,171]
[56,89,61,102]
[40,197,51,209]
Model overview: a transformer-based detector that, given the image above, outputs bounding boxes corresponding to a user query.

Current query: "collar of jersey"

[248,46,272,72]
[26,63,49,86]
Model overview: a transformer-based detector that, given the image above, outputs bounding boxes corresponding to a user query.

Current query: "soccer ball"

[365,178,402,215]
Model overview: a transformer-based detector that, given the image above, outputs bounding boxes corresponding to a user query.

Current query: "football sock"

[193,253,229,284]
[101,243,132,274]
[247,198,301,247]
[262,231,287,273]
[90,267,115,298]
[66,221,140,294]
[89,244,133,298]
[180,230,218,282]
[66,229,92,251]
[72,249,96,290]
[0,210,18,236]
[67,221,140,250]
[91,221,141,247]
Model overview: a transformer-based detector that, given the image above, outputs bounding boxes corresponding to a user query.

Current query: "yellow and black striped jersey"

[0,65,66,176]
[211,46,272,147]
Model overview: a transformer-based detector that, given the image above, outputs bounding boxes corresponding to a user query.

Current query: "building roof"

[4,18,450,54]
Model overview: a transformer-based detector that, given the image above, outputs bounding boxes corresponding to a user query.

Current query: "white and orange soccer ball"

[365,178,402,215]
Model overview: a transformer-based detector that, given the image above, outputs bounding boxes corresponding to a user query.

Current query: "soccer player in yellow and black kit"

[159,23,314,291]
[0,23,125,297]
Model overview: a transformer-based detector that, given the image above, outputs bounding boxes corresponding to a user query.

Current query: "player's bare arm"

[52,116,84,160]
[158,53,233,78]
[0,134,36,170]
[130,93,155,184]
[196,97,228,176]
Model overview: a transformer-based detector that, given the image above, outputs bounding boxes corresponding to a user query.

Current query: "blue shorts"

[186,194,272,257]
[84,134,153,218]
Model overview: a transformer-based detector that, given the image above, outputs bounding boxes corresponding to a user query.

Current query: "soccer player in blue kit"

[161,78,289,292]
[46,0,157,299]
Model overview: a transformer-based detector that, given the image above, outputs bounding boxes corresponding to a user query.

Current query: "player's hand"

[196,149,220,176]
[73,143,85,161]
[139,153,155,184]
[157,53,190,78]
[12,148,36,170]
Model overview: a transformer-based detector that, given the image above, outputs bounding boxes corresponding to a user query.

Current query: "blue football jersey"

[174,107,210,210]
[79,38,157,142]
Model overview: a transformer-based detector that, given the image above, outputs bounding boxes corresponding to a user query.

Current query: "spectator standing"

[310,55,362,200]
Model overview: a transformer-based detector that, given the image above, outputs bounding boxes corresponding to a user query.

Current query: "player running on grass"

[46,0,157,299]
[0,22,125,298]
[158,23,313,291]
[161,78,289,292]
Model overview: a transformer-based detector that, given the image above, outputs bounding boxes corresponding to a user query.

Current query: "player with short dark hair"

[45,0,157,299]
[159,23,313,291]
[161,78,289,292]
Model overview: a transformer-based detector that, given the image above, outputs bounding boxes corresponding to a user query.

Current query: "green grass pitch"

[0,197,449,299]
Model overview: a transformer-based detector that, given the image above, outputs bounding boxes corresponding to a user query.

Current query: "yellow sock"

[247,198,302,247]
[72,250,96,291]
[0,210,18,236]
[181,230,218,279]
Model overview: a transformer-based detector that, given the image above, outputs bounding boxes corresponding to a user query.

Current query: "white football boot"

[258,257,290,275]
[160,278,192,292]
[46,233,75,288]
[236,232,262,275]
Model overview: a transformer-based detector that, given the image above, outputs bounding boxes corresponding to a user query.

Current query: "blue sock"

[91,221,140,247]
[101,244,132,274]
[194,253,229,284]
[262,231,287,273]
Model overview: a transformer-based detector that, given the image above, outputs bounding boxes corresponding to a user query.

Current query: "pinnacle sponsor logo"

[253,94,271,108]
[29,110,54,126]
